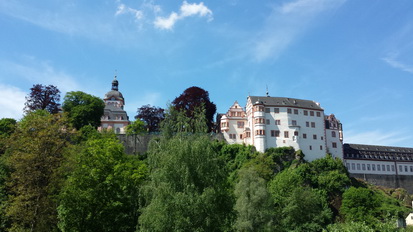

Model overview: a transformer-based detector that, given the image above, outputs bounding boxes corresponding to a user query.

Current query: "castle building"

[220,95,343,161]
[99,76,129,134]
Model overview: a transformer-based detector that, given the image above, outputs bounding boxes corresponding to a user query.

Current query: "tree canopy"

[171,86,216,132]
[135,105,165,132]
[24,84,61,114]
[62,91,105,130]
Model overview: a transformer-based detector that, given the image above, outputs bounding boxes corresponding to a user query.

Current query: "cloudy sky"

[1,0,413,147]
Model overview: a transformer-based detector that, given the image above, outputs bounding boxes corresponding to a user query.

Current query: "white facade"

[220,96,343,161]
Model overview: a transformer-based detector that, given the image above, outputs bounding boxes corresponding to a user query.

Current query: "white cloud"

[382,54,413,74]
[154,1,213,30]
[252,0,346,62]
[345,129,412,147]
[0,84,26,120]
[115,3,143,20]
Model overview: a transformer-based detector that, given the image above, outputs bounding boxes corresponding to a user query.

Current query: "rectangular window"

[266,119,270,125]
[265,108,270,113]
[332,131,336,137]
[255,130,265,135]
[367,164,370,171]
[246,132,251,138]
[391,165,395,172]
[284,131,289,138]
[303,133,307,139]
[321,136,324,140]
[287,108,292,114]
[313,134,317,140]
[294,109,298,115]
[306,121,310,127]
[309,145,312,150]
[271,130,280,137]
[316,112,321,117]
[357,164,361,170]
[410,166,413,172]
[352,163,355,170]
[311,122,315,128]
[275,120,281,125]
[240,134,243,139]
[304,110,308,116]
[320,145,323,150]
[372,164,375,171]
[382,165,385,171]
[294,131,299,136]
[237,121,244,128]
[399,165,403,172]
[229,134,236,139]
[310,111,314,116]
[362,164,366,170]
[292,120,297,126]
[274,108,279,113]
[405,166,408,172]
[377,164,381,171]
[332,142,337,148]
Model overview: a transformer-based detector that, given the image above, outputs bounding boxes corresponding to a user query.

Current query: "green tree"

[233,166,274,232]
[5,111,72,232]
[0,118,17,154]
[340,187,380,223]
[138,134,233,231]
[126,119,146,135]
[57,134,147,232]
[62,91,105,130]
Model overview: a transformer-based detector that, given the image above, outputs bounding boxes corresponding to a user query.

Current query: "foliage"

[340,187,380,223]
[0,156,10,230]
[5,111,72,232]
[171,86,216,132]
[160,104,208,136]
[138,134,233,232]
[264,146,298,173]
[62,91,105,130]
[58,134,147,232]
[325,220,408,232]
[0,118,17,154]
[126,119,146,135]
[24,84,61,114]
[233,166,274,232]
[135,105,165,132]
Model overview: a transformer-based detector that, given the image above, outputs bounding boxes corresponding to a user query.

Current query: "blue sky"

[1,0,413,147]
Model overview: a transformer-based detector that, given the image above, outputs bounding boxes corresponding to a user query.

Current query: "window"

[291,120,297,126]
[405,166,408,172]
[284,131,289,138]
[321,136,324,140]
[294,131,299,136]
[306,121,310,127]
[246,132,251,138]
[229,134,236,139]
[310,111,314,116]
[255,130,265,135]
[294,109,298,115]
[320,145,323,150]
[255,118,265,124]
[316,112,321,117]
[377,164,381,171]
[357,164,361,170]
[391,165,395,172]
[240,134,243,139]
[309,145,312,150]
[382,165,385,171]
[352,163,355,170]
[332,142,337,148]
[265,108,270,113]
[362,164,366,170]
[304,110,308,116]
[237,112,242,117]
[237,121,244,128]
[303,133,307,139]
[266,119,270,125]
[332,131,336,137]
[399,165,403,172]
[271,130,280,137]
[372,164,375,171]
[367,164,370,171]
[274,108,279,113]
[311,122,315,128]
[410,166,413,172]
[313,134,317,140]
[255,106,264,112]
[287,108,292,114]
[275,120,281,125]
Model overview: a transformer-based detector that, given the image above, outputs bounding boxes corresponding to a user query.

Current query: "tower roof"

[104,76,124,102]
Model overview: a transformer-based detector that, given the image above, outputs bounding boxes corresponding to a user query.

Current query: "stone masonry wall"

[350,173,413,194]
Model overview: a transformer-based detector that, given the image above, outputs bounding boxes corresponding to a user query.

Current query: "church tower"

[99,76,129,134]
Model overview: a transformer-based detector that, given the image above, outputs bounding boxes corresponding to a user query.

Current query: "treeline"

[0,84,412,231]
[0,109,412,232]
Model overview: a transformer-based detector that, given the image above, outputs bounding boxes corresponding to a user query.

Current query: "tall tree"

[138,134,233,231]
[5,110,72,231]
[58,134,147,232]
[62,91,105,130]
[0,118,17,154]
[171,86,216,132]
[135,105,165,132]
[24,84,61,114]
